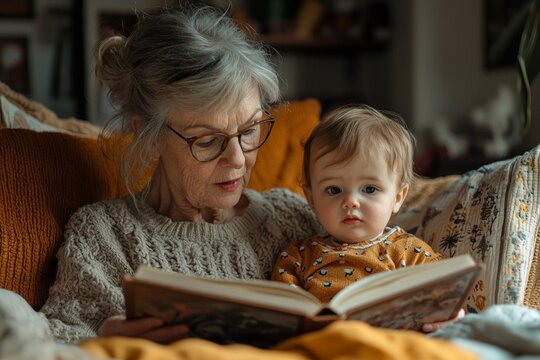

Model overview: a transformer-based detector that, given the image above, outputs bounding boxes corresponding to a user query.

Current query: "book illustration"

[130,281,304,348]
[345,270,477,330]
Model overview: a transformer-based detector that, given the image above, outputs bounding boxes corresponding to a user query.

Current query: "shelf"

[260,35,388,53]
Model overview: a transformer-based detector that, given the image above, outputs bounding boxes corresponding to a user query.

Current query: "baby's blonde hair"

[303,105,416,189]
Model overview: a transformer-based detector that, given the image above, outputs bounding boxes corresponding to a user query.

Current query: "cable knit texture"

[39,188,321,344]
[0,129,148,309]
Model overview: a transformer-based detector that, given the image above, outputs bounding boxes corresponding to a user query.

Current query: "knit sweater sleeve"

[39,202,132,344]
[264,188,322,245]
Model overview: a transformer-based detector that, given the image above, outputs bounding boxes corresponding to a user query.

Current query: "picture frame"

[0,0,34,19]
[0,36,30,94]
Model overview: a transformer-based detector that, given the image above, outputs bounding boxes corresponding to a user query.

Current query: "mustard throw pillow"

[0,129,135,308]
[249,98,321,195]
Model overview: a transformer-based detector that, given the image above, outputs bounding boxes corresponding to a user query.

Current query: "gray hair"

[94,4,280,195]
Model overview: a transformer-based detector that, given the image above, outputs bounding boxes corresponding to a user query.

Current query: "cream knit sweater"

[38,188,320,344]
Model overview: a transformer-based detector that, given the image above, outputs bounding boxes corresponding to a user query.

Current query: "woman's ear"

[392,183,409,214]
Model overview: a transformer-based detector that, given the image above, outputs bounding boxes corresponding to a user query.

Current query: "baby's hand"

[421,308,465,333]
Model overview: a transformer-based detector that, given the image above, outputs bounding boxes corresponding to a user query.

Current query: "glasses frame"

[166,110,275,162]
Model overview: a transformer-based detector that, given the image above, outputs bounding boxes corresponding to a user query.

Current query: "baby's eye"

[364,186,378,194]
[325,186,342,195]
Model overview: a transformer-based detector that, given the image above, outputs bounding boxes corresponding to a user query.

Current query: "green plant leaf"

[488,3,530,65]
[517,0,540,136]
[517,55,532,135]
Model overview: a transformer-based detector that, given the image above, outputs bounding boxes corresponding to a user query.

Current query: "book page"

[343,270,479,331]
[331,255,476,307]
[327,255,480,330]
[133,266,322,316]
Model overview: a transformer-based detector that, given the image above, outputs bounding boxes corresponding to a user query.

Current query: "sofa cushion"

[248,99,321,195]
[0,130,138,308]
[524,227,540,309]
[1,95,61,132]
[0,81,101,137]
[391,146,540,313]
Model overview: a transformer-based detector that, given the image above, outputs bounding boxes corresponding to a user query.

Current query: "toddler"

[272,105,443,303]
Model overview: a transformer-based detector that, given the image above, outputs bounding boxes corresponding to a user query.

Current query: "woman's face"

[158,88,262,210]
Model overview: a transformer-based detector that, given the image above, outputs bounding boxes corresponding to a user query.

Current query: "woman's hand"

[98,315,190,344]
[421,308,466,333]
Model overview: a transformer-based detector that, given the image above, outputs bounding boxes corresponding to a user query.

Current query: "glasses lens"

[192,134,226,161]
[240,120,273,151]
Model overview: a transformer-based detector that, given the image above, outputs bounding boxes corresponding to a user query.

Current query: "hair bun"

[94,35,131,105]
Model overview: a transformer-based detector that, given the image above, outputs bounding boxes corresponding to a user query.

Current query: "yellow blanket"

[80,320,478,360]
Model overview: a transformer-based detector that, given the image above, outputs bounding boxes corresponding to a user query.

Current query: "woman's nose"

[221,137,245,168]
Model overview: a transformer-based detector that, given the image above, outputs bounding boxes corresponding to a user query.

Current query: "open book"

[124,254,481,348]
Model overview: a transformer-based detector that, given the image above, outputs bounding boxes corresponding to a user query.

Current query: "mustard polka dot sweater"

[272,227,443,303]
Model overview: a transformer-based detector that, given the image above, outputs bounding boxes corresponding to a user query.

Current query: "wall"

[2,1,539,152]
[84,0,159,126]
[408,0,540,152]
[0,0,75,117]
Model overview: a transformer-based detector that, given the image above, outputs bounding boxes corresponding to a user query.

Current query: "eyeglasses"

[166,111,275,162]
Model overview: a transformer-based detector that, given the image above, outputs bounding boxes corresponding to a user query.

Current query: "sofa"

[0,80,539,359]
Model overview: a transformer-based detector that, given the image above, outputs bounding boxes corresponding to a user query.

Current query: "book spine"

[123,278,136,319]
[300,314,342,333]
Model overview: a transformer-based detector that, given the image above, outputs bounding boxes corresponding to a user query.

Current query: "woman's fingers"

[140,324,191,344]
[98,315,165,337]
[98,315,190,343]
[422,308,466,333]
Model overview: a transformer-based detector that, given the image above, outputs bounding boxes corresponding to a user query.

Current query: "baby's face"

[305,147,407,244]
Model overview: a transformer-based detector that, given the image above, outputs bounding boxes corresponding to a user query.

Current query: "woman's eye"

[242,127,258,137]
[194,136,220,149]
[364,186,377,194]
[325,186,342,195]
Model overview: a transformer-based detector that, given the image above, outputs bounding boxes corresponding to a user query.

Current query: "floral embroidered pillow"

[391,146,540,313]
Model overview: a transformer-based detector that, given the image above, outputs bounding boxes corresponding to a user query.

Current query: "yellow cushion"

[249,99,321,195]
[0,130,137,308]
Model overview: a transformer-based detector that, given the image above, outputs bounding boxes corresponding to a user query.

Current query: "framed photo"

[0,0,34,18]
[0,36,30,94]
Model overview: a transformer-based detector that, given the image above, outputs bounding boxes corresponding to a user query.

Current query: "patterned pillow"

[0,81,101,137]
[1,95,60,132]
[391,146,540,313]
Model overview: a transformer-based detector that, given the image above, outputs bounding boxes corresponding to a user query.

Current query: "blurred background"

[0,0,538,177]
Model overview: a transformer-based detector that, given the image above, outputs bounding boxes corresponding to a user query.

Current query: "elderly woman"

[0,3,458,348]
[35,4,321,344]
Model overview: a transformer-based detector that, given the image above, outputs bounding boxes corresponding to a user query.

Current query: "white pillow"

[0,95,60,132]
